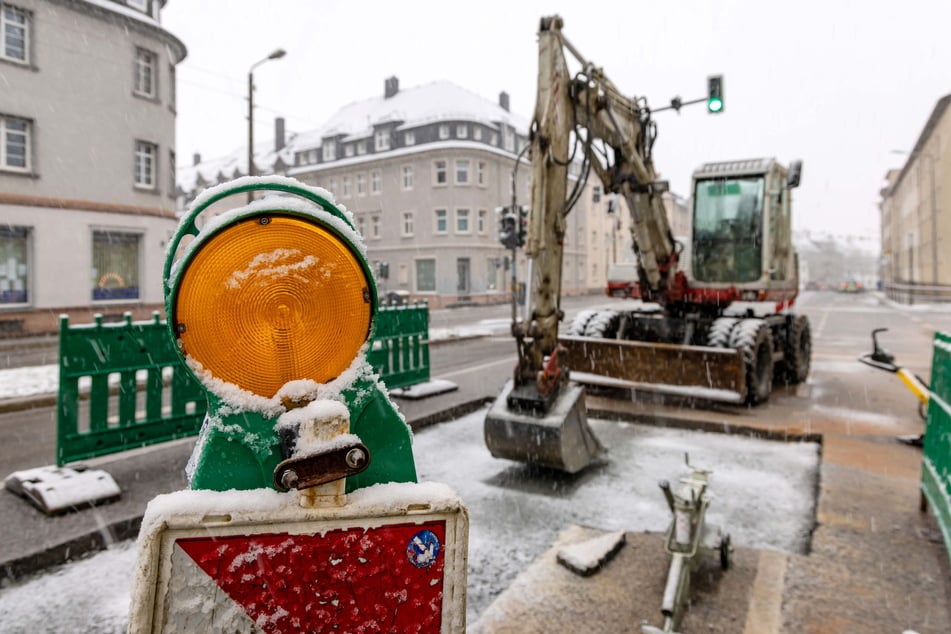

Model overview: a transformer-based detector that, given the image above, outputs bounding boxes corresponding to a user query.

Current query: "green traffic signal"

[707,75,724,114]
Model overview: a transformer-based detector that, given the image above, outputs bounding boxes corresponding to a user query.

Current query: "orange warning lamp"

[174,215,372,397]
[165,179,377,400]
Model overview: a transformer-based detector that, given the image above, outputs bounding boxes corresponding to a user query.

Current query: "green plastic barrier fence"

[57,312,207,466]
[367,301,431,389]
[56,304,430,466]
[922,331,951,562]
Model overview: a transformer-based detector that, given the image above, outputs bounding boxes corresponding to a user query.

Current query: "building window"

[503,126,515,152]
[357,216,366,237]
[168,150,176,196]
[1,4,29,64]
[490,132,499,146]
[374,129,391,152]
[478,209,487,234]
[439,125,450,140]
[92,231,140,301]
[401,164,413,190]
[477,161,486,186]
[356,173,366,196]
[322,141,336,162]
[0,115,30,172]
[456,124,467,139]
[455,159,470,185]
[402,211,414,237]
[371,216,381,239]
[398,264,408,285]
[168,64,177,111]
[126,0,149,12]
[134,140,157,189]
[474,127,483,141]
[134,48,157,99]
[404,130,415,146]
[327,177,337,196]
[345,144,354,158]
[456,208,470,234]
[486,258,499,291]
[434,209,448,234]
[433,160,448,186]
[342,175,352,197]
[416,259,436,292]
[592,185,602,203]
[357,140,367,155]
[370,169,381,194]
[0,226,29,304]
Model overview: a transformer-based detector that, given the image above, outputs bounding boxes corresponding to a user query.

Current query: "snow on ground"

[0,409,819,631]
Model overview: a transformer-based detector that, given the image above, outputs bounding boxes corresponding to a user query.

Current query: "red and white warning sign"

[129,483,468,633]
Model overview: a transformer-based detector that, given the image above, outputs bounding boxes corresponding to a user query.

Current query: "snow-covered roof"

[179,79,530,195]
[291,80,529,149]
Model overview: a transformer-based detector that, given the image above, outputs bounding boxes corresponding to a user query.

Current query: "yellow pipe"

[897,368,929,405]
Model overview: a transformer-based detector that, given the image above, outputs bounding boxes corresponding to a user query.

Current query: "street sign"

[128,484,468,633]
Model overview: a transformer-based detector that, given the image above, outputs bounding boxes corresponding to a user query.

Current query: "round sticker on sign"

[406,529,441,568]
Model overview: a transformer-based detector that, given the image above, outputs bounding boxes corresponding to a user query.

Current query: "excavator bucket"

[484,379,606,473]
[558,335,747,404]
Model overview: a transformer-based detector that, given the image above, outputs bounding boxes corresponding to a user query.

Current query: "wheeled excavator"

[484,15,811,472]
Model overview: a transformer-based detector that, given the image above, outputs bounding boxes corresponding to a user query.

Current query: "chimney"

[275,117,286,151]
[499,91,510,112]
[192,152,201,166]
[384,76,399,99]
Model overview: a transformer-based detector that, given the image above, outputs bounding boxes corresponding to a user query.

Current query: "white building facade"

[0,0,185,335]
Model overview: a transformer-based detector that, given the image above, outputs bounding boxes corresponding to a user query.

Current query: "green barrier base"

[921,458,951,566]
[188,374,417,492]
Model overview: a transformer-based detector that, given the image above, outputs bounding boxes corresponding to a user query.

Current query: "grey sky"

[163,0,951,242]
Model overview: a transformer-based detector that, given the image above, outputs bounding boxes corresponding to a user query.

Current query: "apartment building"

[879,93,950,299]
[0,0,185,335]
[181,78,633,308]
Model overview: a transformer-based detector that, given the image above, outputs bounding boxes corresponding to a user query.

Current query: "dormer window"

[456,124,467,139]
[322,141,336,162]
[345,144,354,158]
[404,130,415,146]
[374,129,391,152]
[357,140,367,155]
[439,125,449,140]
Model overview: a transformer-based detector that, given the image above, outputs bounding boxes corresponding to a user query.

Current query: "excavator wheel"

[568,309,599,336]
[730,319,773,405]
[706,317,739,348]
[584,310,621,339]
[779,315,811,385]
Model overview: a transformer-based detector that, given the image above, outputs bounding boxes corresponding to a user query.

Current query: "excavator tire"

[584,310,621,339]
[778,315,811,385]
[568,309,599,336]
[730,318,773,405]
[707,317,739,348]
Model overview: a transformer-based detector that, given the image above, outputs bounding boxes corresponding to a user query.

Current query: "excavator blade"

[484,379,606,473]
[558,335,747,404]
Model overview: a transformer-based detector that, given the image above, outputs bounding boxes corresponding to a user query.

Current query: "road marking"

[742,549,788,634]
[435,356,515,380]
[813,307,831,338]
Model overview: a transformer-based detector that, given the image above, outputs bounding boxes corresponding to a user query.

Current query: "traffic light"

[498,206,519,249]
[517,205,528,248]
[707,75,724,113]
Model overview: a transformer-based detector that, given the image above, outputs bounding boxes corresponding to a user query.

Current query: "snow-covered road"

[0,408,819,632]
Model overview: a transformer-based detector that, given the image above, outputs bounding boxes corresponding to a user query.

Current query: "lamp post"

[248,48,286,203]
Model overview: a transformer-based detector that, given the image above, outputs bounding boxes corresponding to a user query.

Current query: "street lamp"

[248,48,286,203]
[892,148,939,285]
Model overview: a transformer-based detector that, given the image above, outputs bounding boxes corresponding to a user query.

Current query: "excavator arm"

[515,15,679,392]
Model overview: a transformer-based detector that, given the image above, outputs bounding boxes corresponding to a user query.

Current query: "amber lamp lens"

[174,215,372,398]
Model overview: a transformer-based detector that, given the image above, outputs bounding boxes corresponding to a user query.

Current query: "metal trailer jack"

[642,455,731,634]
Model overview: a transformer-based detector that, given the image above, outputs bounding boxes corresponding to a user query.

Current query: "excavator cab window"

[692,176,765,283]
